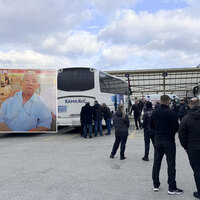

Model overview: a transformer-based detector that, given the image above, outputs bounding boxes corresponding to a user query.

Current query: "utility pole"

[125,73,131,113]
[162,71,168,95]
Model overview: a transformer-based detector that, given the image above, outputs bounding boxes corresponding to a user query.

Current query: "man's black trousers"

[188,149,200,193]
[144,129,155,158]
[134,115,141,129]
[152,140,177,190]
[111,136,128,157]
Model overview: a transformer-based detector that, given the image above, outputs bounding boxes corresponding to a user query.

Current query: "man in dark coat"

[102,103,112,135]
[178,97,200,199]
[142,101,155,161]
[154,101,160,110]
[150,95,183,195]
[178,99,189,121]
[93,100,103,136]
[139,98,144,110]
[130,100,142,130]
[80,102,93,138]
[110,104,129,160]
[171,99,179,119]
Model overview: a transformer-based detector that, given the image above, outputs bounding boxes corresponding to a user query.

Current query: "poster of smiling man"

[0,69,57,132]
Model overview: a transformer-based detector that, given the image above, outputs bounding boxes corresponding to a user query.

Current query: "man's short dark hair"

[160,95,170,104]
[189,98,200,108]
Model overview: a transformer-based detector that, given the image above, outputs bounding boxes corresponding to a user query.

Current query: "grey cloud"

[90,0,139,15]
[145,34,200,52]
[0,0,139,46]
[98,9,200,54]
[0,0,90,44]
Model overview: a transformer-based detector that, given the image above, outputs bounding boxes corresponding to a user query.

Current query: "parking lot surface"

[0,120,195,200]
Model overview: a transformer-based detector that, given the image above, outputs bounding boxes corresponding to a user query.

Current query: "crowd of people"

[80,100,112,138]
[135,96,199,198]
[82,95,200,199]
[129,96,200,199]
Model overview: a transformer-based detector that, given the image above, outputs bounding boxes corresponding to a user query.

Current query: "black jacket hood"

[115,110,123,117]
[188,106,200,120]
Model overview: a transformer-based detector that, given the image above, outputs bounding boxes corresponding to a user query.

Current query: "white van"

[146,93,179,105]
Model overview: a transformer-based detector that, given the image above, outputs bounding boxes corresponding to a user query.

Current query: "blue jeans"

[83,122,92,138]
[105,118,111,134]
[94,120,102,135]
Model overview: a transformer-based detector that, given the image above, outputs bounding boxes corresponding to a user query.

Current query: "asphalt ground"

[0,119,196,200]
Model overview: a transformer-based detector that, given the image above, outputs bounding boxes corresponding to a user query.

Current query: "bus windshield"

[58,68,94,91]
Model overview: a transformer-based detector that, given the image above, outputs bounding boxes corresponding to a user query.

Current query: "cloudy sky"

[0,0,200,70]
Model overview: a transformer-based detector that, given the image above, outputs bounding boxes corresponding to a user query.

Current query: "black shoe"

[100,134,103,136]
[94,134,97,137]
[84,136,87,139]
[89,136,93,138]
[194,192,200,199]
[142,157,149,161]
[168,188,183,195]
[136,128,139,130]
[110,155,114,159]
[105,133,109,135]
[120,156,126,160]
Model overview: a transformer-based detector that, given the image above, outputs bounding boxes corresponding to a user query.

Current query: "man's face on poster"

[20,73,40,95]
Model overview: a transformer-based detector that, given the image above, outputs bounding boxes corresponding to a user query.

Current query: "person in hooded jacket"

[110,104,129,160]
[142,101,155,161]
[93,100,103,136]
[178,97,200,199]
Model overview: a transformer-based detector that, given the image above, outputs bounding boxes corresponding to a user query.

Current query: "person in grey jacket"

[110,104,130,160]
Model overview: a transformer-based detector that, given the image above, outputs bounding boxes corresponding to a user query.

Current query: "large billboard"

[0,69,57,132]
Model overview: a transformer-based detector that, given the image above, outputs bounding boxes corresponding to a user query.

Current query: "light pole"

[162,71,168,95]
[125,73,131,113]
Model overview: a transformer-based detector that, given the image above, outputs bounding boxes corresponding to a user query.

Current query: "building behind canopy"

[106,67,200,99]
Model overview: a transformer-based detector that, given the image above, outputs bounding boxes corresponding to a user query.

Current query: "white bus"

[57,67,129,126]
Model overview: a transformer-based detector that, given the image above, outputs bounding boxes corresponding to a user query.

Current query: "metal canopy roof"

[105,68,200,99]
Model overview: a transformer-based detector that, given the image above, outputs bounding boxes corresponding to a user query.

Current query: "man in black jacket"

[130,100,142,130]
[178,99,189,121]
[150,95,183,195]
[80,102,93,138]
[142,101,154,161]
[178,97,200,199]
[102,103,112,135]
[93,100,103,136]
